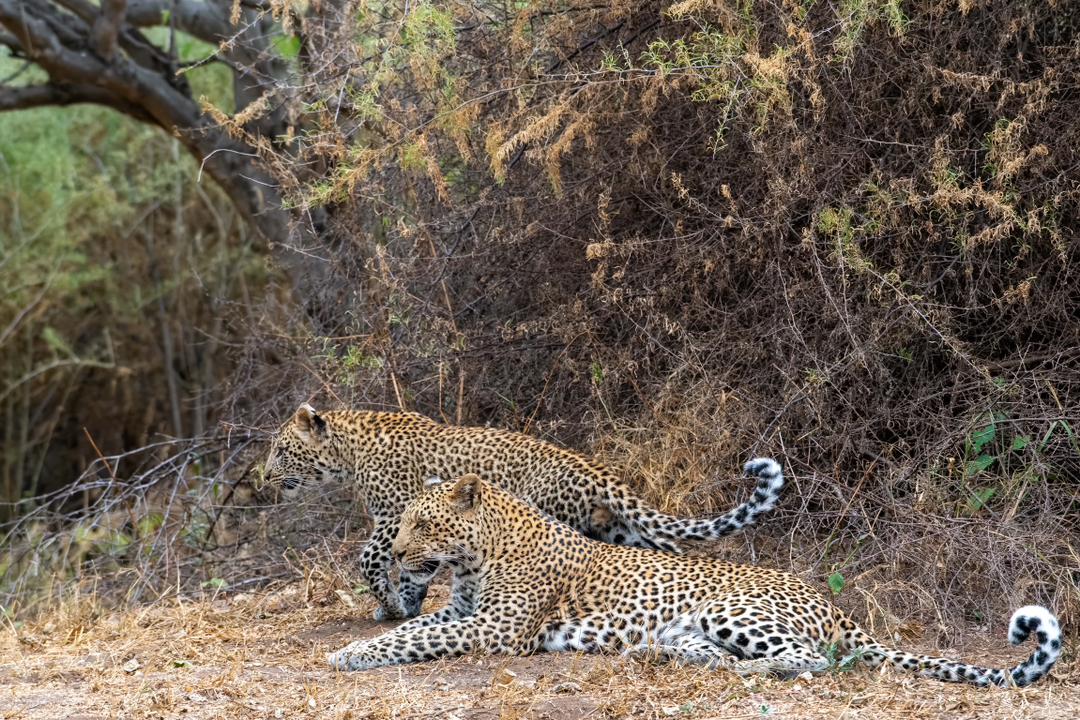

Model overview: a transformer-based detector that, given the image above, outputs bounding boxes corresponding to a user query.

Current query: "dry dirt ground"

[2,584,1077,720]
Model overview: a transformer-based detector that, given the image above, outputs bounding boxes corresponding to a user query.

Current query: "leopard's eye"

[413,519,429,533]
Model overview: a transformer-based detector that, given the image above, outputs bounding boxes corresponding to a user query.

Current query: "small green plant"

[272,35,301,60]
[342,346,383,371]
[957,408,1069,515]
[590,362,604,385]
[135,512,164,539]
[827,571,845,596]
[818,205,874,274]
[824,642,861,673]
[181,507,213,550]
[833,0,909,62]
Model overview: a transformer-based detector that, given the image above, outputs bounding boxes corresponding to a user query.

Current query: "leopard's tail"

[842,605,1061,686]
[599,458,784,553]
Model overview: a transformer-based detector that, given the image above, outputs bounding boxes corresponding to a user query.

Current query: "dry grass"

[2,581,1078,720]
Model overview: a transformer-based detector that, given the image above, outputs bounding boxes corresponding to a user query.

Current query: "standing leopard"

[263,404,784,621]
[327,471,1062,688]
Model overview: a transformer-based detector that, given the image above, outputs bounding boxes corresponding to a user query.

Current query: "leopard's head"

[391,474,485,580]
[262,403,344,498]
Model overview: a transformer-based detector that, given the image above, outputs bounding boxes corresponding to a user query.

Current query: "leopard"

[263,404,784,621]
[326,470,1062,688]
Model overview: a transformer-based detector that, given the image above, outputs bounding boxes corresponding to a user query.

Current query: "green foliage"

[965,486,996,513]
[403,2,456,52]
[294,2,470,209]
[590,362,604,385]
[136,513,165,539]
[827,572,845,596]
[273,35,302,60]
[817,206,875,275]
[968,419,996,455]
[1010,435,1031,452]
[0,34,268,518]
[956,408,1069,515]
[824,643,862,673]
[833,0,909,61]
[639,22,764,149]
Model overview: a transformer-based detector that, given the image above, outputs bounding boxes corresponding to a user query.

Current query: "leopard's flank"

[327,473,1061,688]
[264,405,784,620]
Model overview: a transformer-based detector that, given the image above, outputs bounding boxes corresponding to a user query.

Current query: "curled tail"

[598,457,784,553]
[846,605,1061,686]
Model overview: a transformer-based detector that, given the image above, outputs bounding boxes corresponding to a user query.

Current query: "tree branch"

[0,82,92,110]
[0,82,150,119]
[125,0,232,45]
[50,0,185,90]
[0,0,191,127]
[90,0,126,59]
[125,0,286,127]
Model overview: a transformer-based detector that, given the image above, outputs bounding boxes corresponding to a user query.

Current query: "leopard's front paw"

[327,642,369,671]
[400,595,424,618]
[373,604,406,622]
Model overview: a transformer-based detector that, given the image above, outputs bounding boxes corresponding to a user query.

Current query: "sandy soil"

[2,585,1076,719]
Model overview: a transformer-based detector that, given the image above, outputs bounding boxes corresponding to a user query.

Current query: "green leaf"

[172,659,191,668]
[136,512,164,538]
[964,453,995,476]
[1009,435,1031,452]
[827,572,845,596]
[201,577,227,590]
[273,35,301,60]
[41,326,74,357]
[969,420,996,454]
[590,362,604,385]
[1060,420,1079,455]
[965,487,997,513]
[1039,421,1058,450]
[100,531,131,556]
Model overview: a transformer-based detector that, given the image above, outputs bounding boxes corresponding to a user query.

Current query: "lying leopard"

[264,405,784,621]
[327,470,1061,688]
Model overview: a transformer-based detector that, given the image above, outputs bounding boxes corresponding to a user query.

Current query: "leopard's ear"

[449,474,482,512]
[294,403,328,442]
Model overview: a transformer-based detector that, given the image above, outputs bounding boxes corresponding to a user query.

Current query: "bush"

[237,0,1078,630]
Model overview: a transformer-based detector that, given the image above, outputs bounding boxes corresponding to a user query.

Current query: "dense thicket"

[2,1,1077,629]
[248,0,1079,626]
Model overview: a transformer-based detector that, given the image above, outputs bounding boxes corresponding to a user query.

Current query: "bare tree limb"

[0,0,185,126]
[51,0,186,89]
[125,0,232,43]
[0,81,149,119]
[90,0,127,59]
